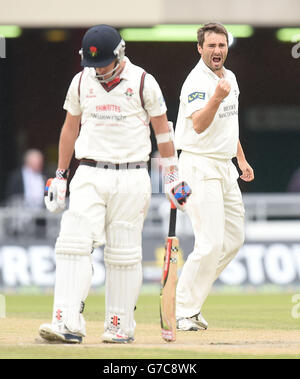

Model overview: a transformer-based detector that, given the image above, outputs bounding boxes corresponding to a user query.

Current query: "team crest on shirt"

[188,92,206,103]
[125,88,134,99]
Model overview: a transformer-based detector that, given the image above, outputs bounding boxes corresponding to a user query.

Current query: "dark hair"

[197,22,228,47]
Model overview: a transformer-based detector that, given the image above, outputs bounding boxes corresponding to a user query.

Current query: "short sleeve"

[181,75,209,118]
[63,72,82,116]
[142,73,167,117]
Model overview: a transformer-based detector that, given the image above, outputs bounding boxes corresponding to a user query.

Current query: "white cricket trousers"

[67,164,151,336]
[68,164,151,247]
[176,152,245,318]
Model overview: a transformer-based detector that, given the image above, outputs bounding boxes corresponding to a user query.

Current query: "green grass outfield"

[0,290,300,359]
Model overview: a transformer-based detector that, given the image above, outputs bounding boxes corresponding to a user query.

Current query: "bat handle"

[170,201,176,210]
[168,203,177,238]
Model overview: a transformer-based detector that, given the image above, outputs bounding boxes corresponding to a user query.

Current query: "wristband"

[56,168,70,180]
[164,167,179,184]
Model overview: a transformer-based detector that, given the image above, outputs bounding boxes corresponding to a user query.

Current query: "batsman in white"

[175,23,254,331]
[39,24,189,344]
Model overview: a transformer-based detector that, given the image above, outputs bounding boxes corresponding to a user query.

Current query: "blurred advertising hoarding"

[0,241,300,289]
[1,195,300,290]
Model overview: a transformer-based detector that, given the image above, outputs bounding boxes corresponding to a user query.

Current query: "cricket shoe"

[176,313,208,331]
[190,312,208,330]
[39,323,83,344]
[176,317,199,331]
[102,327,134,344]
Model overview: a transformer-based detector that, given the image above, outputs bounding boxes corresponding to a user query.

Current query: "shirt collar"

[197,58,227,81]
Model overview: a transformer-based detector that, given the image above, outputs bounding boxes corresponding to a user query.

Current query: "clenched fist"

[214,78,231,101]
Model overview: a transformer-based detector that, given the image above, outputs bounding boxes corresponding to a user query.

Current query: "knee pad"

[55,211,94,256]
[104,221,142,266]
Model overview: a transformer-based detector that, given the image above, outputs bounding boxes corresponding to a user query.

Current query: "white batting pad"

[55,211,94,256]
[104,221,143,336]
[104,262,142,337]
[104,221,142,265]
[52,253,93,336]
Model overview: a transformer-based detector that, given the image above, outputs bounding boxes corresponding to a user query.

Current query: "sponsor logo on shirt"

[219,104,238,118]
[96,104,121,112]
[86,88,96,98]
[90,113,126,122]
[91,104,125,122]
[159,96,166,108]
[188,92,205,103]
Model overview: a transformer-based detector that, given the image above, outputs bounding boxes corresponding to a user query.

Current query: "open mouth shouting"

[212,56,222,65]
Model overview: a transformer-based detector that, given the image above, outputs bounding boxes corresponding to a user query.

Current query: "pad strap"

[55,211,94,256]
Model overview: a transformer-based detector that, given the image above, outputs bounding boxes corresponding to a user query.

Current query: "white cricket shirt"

[175,58,240,160]
[63,57,167,163]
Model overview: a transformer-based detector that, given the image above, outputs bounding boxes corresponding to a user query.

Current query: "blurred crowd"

[5,149,46,209]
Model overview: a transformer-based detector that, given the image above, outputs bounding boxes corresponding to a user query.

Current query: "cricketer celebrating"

[39,25,189,344]
[175,23,254,331]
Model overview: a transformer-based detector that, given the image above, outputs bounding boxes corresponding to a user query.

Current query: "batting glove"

[164,168,192,211]
[44,169,69,213]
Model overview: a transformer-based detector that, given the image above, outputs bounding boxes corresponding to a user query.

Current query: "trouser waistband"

[79,159,147,170]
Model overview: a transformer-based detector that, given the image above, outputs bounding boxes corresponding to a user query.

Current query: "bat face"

[160,236,178,342]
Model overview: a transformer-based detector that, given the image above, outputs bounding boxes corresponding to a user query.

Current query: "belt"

[79,159,147,170]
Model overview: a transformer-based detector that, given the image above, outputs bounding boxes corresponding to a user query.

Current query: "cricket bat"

[159,202,178,342]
